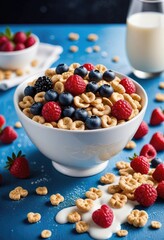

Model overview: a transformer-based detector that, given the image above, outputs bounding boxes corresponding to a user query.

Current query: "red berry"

[14,43,25,51]
[0,126,18,144]
[130,155,150,174]
[83,63,95,71]
[92,204,114,228]
[64,75,86,96]
[25,36,36,48]
[150,132,164,152]
[5,151,30,179]
[0,36,8,46]
[120,78,136,94]
[42,102,62,122]
[1,41,14,51]
[139,144,157,161]
[157,181,164,199]
[111,99,132,120]
[0,115,5,128]
[14,32,27,43]
[133,121,149,139]
[134,184,157,207]
[150,108,164,126]
[152,163,164,182]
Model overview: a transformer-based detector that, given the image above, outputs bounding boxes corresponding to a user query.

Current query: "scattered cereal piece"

[116,161,130,170]
[14,121,22,128]
[68,32,79,41]
[112,56,120,62]
[9,186,28,201]
[85,187,102,200]
[69,45,79,53]
[127,209,148,227]
[151,221,162,229]
[155,93,164,102]
[4,70,12,79]
[87,33,98,42]
[125,140,136,150]
[76,221,89,233]
[100,173,115,184]
[27,212,41,223]
[119,175,139,192]
[76,198,93,213]
[15,69,24,76]
[108,184,122,194]
[67,211,81,223]
[41,230,52,238]
[119,167,134,176]
[31,59,38,67]
[85,47,93,53]
[159,82,164,89]
[50,193,64,206]
[93,45,101,52]
[109,193,127,208]
[45,68,56,78]
[36,186,48,195]
[116,229,128,237]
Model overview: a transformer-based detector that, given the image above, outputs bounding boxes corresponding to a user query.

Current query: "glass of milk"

[126,0,164,78]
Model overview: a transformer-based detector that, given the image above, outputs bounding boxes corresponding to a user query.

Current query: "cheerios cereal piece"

[81,92,96,103]
[101,115,117,128]
[119,175,139,192]
[85,187,102,200]
[41,230,52,238]
[51,74,63,84]
[45,68,56,78]
[5,70,12,79]
[128,109,139,120]
[70,120,85,130]
[100,173,115,184]
[15,69,24,76]
[54,81,64,94]
[119,167,135,176]
[127,209,148,227]
[32,115,45,124]
[69,63,80,71]
[27,212,41,223]
[91,97,102,106]
[131,93,141,102]
[116,161,130,170]
[108,184,122,194]
[34,91,45,103]
[87,33,98,42]
[23,108,34,119]
[95,64,107,72]
[43,123,53,128]
[50,193,64,206]
[50,122,57,128]
[109,92,124,103]
[116,229,128,237]
[111,81,125,94]
[27,79,37,86]
[67,211,81,223]
[122,190,135,201]
[85,47,93,53]
[123,93,137,109]
[112,56,120,62]
[76,221,89,233]
[68,32,79,41]
[92,45,101,52]
[117,120,126,125]
[92,105,111,117]
[19,96,34,109]
[109,193,127,208]
[9,186,28,201]
[36,186,48,195]
[102,97,113,107]
[14,121,22,128]
[74,96,90,108]
[151,221,162,229]
[98,80,110,87]
[155,93,164,102]
[31,59,38,67]
[62,71,73,80]
[57,117,73,130]
[159,82,164,89]
[70,45,79,53]
[125,140,136,150]
[76,198,93,213]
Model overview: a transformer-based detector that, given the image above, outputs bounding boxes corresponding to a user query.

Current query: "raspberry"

[130,155,150,174]
[111,99,132,120]
[0,115,5,128]
[13,32,27,43]
[152,163,164,182]
[0,36,8,46]
[92,204,114,228]
[157,181,164,199]
[149,132,164,152]
[139,144,157,161]
[150,108,164,126]
[25,36,36,48]
[35,76,53,93]
[14,43,25,51]
[83,63,95,71]
[134,184,157,207]
[1,41,14,51]
[0,126,18,144]
[133,121,149,139]
[64,75,86,96]
[120,78,136,94]
[42,102,62,122]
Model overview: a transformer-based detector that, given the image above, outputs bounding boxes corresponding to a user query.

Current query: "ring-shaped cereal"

[102,97,113,107]
[45,68,56,78]
[69,63,80,72]
[34,91,45,103]
[32,115,45,124]
[110,81,125,94]
[19,96,34,109]
[92,105,111,117]
[81,92,96,103]
[70,121,85,130]
[109,92,124,103]
[123,93,137,109]
[57,117,73,130]
[74,96,90,108]
[43,123,53,128]
[51,74,63,84]
[95,64,107,73]
[54,81,65,94]
[23,108,34,119]
[101,115,117,128]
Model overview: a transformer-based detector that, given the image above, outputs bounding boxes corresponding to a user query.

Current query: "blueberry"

[103,70,115,81]
[151,157,162,168]
[89,70,102,82]
[86,81,99,93]
[30,102,43,115]
[98,84,114,97]
[85,116,101,129]
[74,108,88,121]
[24,86,36,97]
[63,106,75,118]
[59,92,74,106]
[56,63,69,74]
[45,89,58,102]
[74,66,88,78]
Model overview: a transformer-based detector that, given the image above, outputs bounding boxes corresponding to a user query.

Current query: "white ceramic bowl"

[14,71,148,177]
[0,34,39,70]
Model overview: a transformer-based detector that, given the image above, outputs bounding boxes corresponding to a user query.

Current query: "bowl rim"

[0,33,39,55]
[14,70,148,134]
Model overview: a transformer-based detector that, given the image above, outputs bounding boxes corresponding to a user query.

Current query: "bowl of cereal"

[14,63,148,177]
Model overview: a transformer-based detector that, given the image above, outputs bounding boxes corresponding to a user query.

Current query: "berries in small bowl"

[0,27,39,70]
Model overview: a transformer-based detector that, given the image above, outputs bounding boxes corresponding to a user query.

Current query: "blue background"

[0,24,164,240]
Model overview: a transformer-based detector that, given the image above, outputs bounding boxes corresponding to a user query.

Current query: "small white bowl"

[14,71,148,177]
[0,34,39,70]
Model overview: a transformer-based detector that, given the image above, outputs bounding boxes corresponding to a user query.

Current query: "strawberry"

[133,121,149,139]
[134,184,157,207]
[111,99,132,120]
[42,101,62,122]
[157,181,164,199]
[92,204,114,228]
[152,163,164,182]
[139,144,157,161]
[150,108,164,126]
[14,43,25,51]
[0,126,18,144]
[130,154,150,174]
[13,31,27,43]
[64,75,86,96]
[25,36,36,48]
[0,36,8,46]
[149,132,164,151]
[1,41,14,51]
[120,77,136,94]
[83,63,95,71]
[0,115,5,129]
[5,151,30,179]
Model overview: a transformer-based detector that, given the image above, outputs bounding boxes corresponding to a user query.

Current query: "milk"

[126,12,164,73]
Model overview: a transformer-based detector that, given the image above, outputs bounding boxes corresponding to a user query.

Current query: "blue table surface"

[0,24,164,240]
